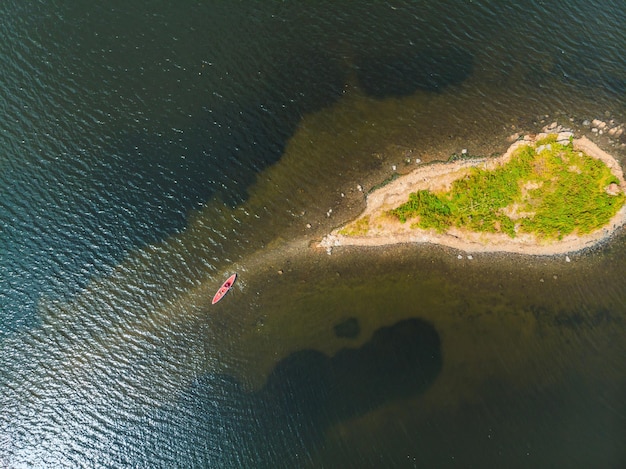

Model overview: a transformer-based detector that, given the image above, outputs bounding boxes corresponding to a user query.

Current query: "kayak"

[212,273,237,305]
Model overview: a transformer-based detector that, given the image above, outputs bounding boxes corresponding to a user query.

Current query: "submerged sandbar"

[320,132,626,255]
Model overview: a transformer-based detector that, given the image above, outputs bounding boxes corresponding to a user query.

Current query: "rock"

[536,144,552,153]
[582,120,591,126]
[542,122,561,133]
[606,183,621,196]
[592,119,606,129]
[556,131,573,144]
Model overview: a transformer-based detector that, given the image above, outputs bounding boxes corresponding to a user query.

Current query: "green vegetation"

[388,136,625,240]
[339,215,371,236]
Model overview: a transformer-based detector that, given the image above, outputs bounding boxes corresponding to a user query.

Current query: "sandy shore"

[320,133,626,256]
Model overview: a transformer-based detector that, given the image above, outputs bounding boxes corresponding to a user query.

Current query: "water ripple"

[2,0,626,466]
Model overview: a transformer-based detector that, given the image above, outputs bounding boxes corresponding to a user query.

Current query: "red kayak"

[212,273,237,304]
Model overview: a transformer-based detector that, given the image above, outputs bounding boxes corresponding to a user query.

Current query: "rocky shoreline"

[319,128,626,256]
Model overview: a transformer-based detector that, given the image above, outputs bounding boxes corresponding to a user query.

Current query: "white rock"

[556,132,573,144]
[606,183,620,196]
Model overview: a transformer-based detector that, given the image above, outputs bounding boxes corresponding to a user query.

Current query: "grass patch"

[339,215,371,236]
[388,136,625,239]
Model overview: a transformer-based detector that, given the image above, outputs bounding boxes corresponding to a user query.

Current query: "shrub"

[387,137,625,239]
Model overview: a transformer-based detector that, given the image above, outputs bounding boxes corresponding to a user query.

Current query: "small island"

[321,129,626,255]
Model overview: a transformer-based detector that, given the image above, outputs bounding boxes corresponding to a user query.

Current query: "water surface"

[1,1,626,467]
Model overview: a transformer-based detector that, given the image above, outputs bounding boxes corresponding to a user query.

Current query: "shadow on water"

[119,318,442,468]
[261,318,442,426]
[333,317,361,339]
[355,45,474,98]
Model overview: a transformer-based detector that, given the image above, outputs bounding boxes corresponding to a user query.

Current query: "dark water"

[2,1,626,467]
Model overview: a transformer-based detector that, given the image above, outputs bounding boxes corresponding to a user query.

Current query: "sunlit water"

[1,1,626,467]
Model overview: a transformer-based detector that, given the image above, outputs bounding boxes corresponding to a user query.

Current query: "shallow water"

[1,1,626,467]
